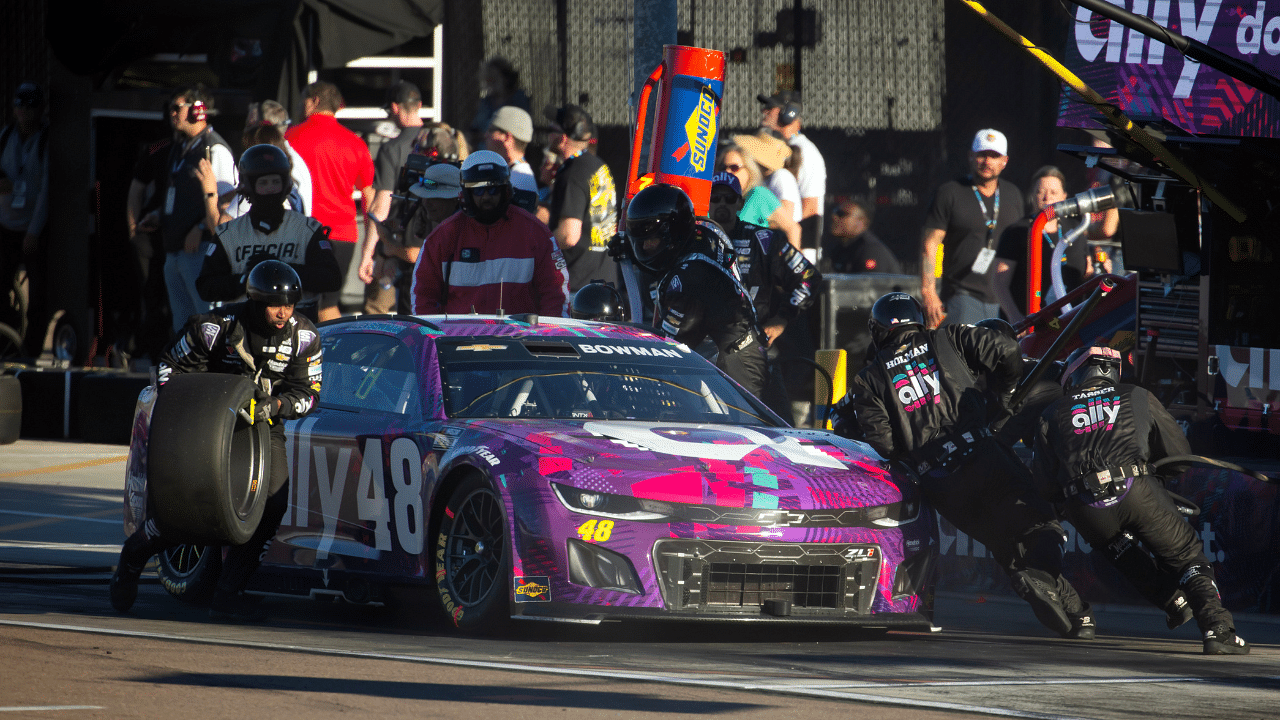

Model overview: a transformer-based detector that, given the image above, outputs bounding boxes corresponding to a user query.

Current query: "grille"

[654,539,881,616]
[706,563,843,608]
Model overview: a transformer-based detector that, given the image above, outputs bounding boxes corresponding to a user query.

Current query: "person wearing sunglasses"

[822,197,902,275]
[411,150,568,317]
[1033,346,1250,655]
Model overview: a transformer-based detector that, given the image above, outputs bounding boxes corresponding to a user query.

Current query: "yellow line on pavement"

[0,455,128,479]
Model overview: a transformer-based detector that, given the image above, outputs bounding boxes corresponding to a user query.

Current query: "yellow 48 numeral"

[576,519,614,542]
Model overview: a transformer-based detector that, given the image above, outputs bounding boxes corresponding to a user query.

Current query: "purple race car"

[124,314,938,631]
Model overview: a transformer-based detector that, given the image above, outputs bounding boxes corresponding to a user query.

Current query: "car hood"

[457,419,904,511]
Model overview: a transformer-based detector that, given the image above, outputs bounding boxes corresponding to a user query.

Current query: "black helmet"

[976,317,1018,343]
[459,150,511,224]
[626,184,696,273]
[1061,345,1122,389]
[239,144,293,191]
[571,282,624,322]
[868,292,924,348]
[246,260,302,306]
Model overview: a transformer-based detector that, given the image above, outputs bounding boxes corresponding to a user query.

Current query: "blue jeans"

[942,292,999,327]
[164,250,212,333]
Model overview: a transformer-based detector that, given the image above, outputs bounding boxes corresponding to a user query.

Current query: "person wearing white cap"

[484,105,536,187]
[918,128,1023,328]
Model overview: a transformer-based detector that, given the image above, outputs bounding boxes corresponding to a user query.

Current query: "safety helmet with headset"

[626,183,697,274]
[1061,345,1122,389]
[571,282,625,322]
[458,150,512,224]
[246,260,302,307]
[867,292,925,349]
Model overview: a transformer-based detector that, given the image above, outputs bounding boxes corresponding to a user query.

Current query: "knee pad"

[1016,522,1067,574]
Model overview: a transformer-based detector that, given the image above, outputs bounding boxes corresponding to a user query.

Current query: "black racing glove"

[606,231,633,262]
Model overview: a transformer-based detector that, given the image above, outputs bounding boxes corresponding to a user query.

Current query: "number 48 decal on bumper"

[577,519,613,542]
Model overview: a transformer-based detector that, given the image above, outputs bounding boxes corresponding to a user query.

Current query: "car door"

[269,328,433,580]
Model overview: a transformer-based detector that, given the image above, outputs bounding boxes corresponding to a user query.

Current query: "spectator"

[735,131,800,224]
[360,81,425,315]
[716,141,801,249]
[411,150,568,316]
[0,82,50,357]
[759,90,826,249]
[137,85,236,333]
[126,133,176,357]
[822,197,902,274]
[244,100,312,217]
[545,104,618,291]
[196,144,342,323]
[994,165,1118,322]
[470,56,531,145]
[485,106,535,185]
[919,129,1024,328]
[285,81,375,321]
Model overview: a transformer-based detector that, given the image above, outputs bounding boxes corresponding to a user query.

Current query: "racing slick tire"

[434,475,512,634]
[156,543,223,605]
[147,373,271,546]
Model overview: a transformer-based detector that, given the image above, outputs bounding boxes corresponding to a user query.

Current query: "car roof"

[320,313,678,345]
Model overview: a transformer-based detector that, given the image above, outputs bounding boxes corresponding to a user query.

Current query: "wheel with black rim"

[434,475,510,633]
[156,543,222,605]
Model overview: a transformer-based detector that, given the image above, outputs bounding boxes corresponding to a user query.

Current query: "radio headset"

[778,97,801,127]
[189,99,207,123]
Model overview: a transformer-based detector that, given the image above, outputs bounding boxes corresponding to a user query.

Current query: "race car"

[124,314,938,631]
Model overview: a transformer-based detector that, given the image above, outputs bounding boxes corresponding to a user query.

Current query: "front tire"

[434,476,510,634]
[156,543,222,605]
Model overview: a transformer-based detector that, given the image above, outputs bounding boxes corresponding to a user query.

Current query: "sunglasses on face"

[709,194,739,204]
[470,185,502,196]
[168,103,190,114]
[722,164,743,173]
[834,209,850,218]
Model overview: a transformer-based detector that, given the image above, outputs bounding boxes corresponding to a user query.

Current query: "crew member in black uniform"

[974,317,1065,449]
[1032,346,1250,654]
[197,144,342,322]
[623,183,771,401]
[832,292,1091,638]
[110,261,324,621]
[709,172,819,417]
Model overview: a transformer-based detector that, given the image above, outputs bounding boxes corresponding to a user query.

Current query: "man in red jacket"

[285,81,375,320]
[411,150,569,317]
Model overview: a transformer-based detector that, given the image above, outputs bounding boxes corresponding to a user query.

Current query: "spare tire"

[0,373,20,444]
[147,373,271,545]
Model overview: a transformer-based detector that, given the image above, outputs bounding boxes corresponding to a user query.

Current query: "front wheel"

[434,476,510,634]
[156,543,222,605]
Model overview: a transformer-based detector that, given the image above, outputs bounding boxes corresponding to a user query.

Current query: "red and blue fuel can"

[626,45,725,217]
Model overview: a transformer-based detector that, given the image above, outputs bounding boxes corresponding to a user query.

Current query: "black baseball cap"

[384,80,422,111]
[14,82,43,107]
[544,103,596,141]
[757,90,801,113]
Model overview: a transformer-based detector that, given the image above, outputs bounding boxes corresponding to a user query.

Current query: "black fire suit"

[119,301,323,601]
[832,324,1087,635]
[1032,381,1235,633]
[652,227,769,399]
[730,222,820,417]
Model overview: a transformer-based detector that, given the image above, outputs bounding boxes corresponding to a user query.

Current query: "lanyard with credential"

[971,185,999,249]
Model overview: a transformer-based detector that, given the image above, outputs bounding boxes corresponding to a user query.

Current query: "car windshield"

[437,338,774,424]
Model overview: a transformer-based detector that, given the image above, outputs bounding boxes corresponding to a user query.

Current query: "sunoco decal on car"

[578,344,684,358]
[514,576,551,602]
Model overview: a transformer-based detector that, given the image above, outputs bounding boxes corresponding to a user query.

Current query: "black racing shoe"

[1203,625,1250,655]
[208,591,268,623]
[1066,606,1096,640]
[1165,592,1194,630]
[109,558,141,613]
[1011,570,1073,636]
